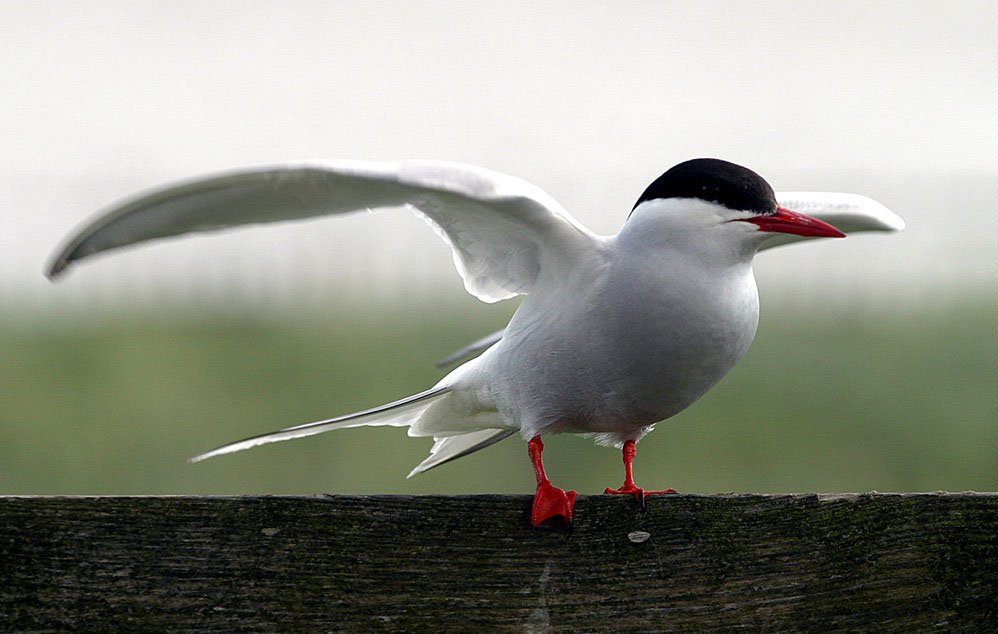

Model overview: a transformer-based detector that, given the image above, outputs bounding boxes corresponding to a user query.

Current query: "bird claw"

[531,481,577,527]
[604,484,676,508]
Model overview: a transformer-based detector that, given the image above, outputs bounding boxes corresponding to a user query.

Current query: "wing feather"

[437,191,905,365]
[47,160,599,302]
[764,191,905,250]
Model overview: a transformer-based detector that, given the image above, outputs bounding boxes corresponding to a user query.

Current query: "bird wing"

[47,160,599,303]
[765,191,905,250]
[438,192,906,365]
[435,329,506,368]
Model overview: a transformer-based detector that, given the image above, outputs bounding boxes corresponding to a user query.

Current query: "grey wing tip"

[436,329,505,367]
[46,256,71,280]
[435,350,466,368]
[46,240,84,280]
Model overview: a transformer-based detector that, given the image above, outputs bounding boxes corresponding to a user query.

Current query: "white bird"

[48,158,904,526]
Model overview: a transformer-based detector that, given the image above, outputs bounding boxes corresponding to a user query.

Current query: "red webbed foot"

[532,481,578,527]
[528,436,576,527]
[604,483,676,506]
[603,439,676,507]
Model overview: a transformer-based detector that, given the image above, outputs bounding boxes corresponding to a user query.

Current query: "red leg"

[529,436,577,527]
[604,439,676,505]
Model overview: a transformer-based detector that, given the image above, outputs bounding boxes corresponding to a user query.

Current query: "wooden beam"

[2,494,996,631]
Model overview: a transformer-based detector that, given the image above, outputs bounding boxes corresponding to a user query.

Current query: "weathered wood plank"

[2,494,996,632]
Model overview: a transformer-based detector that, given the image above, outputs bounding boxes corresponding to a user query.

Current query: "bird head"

[624,158,845,261]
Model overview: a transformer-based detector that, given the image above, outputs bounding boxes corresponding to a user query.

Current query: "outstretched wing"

[765,191,905,250]
[47,160,599,303]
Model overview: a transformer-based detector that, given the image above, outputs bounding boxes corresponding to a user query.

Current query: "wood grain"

[2,494,996,632]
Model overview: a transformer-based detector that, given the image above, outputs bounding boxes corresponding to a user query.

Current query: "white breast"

[477,232,760,445]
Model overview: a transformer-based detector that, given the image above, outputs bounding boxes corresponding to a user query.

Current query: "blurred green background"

[3,4,997,496]
[4,298,995,496]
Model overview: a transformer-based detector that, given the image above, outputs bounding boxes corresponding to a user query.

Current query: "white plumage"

[48,158,904,525]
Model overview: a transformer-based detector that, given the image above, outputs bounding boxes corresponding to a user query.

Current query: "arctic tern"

[48,158,904,526]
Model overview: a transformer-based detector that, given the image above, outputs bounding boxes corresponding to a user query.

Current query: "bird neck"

[616,201,758,271]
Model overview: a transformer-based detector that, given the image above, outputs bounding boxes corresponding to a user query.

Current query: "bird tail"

[189,387,452,463]
[407,429,517,478]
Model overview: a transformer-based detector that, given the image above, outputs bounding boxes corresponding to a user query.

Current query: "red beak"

[739,206,846,238]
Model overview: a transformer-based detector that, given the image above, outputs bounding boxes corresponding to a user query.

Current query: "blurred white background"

[2,1,997,315]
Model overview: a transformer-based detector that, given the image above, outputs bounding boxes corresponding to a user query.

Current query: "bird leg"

[604,439,676,506]
[529,436,577,527]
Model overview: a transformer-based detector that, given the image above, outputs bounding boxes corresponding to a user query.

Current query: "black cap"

[632,158,777,214]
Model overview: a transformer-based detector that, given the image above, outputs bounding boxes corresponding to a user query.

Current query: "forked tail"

[407,428,516,477]
[189,387,451,463]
